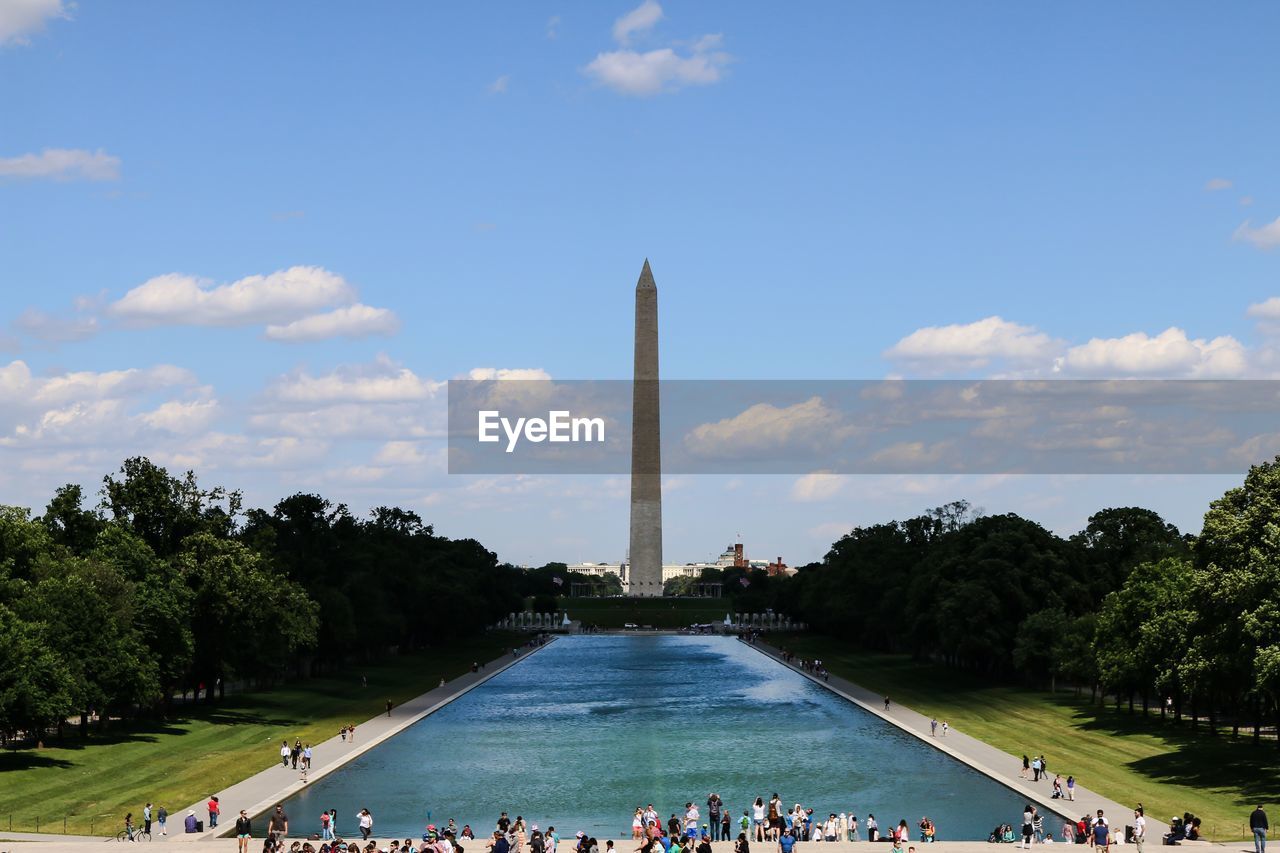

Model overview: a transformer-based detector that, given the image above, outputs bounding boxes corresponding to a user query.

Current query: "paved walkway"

[173,639,559,842]
[742,640,1131,831]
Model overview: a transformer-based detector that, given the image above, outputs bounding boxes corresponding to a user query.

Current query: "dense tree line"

[765,462,1280,742]
[0,457,525,744]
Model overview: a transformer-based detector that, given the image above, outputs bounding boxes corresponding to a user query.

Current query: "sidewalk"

[742,640,1132,831]
[173,639,558,842]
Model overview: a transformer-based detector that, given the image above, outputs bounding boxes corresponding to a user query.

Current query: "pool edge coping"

[194,638,560,841]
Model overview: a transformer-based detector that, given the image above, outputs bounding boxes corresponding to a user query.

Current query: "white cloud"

[790,471,845,502]
[1053,328,1247,378]
[685,396,853,459]
[885,316,1060,371]
[1234,216,1280,251]
[466,367,552,381]
[109,266,355,327]
[1248,297,1280,322]
[264,303,400,342]
[1204,177,1233,191]
[0,359,211,449]
[266,358,442,406]
[137,398,219,434]
[584,34,730,96]
[373,441,431,466]
[488,74,510,94]
[0,0,69,46]
[546,15,560,39]
[0,148,119,181]
[13,306,98,341]
[612,0,663,44]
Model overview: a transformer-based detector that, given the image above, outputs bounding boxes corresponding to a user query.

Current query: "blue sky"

[2,1,1279,566]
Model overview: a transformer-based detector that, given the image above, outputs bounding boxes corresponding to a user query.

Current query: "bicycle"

[114,828,151,842]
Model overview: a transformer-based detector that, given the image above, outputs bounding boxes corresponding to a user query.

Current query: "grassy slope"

[560,596,734,628]
[773,634,1278,843]
[0,634,516,836]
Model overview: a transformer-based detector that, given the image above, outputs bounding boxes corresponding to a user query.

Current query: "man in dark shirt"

[498,814,511,834]
[708,796,722,842]
[268,805,289,844]
[1250,806,1268,853]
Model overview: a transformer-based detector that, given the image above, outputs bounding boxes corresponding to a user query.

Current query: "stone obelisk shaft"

[628,259,663,596]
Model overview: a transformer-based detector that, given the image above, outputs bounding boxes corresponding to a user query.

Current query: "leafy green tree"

[41,484,104,554]
[0,604,75,742]
[101,458,240,557]
[1071,507,1187,597]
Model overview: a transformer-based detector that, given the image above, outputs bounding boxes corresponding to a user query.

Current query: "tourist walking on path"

[208,795,220,829]
[1066,775,1075,801]
[930,718,937,736]
[235,810,252,853]
[1131,808,1145,853]
[941,720,948,736]
[884,696,891,711]
[1021,755,1030,779]
[1251,805,1268,853]
[280,740,290,766]
[157,805,167,836]
[143,803,152,835]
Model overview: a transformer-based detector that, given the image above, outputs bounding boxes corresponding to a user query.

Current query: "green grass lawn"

[561,596,734,628]
[772,634,1278,843]
[0,633,518,836]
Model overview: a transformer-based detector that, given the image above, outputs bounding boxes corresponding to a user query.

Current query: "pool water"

[284,635,1032,840]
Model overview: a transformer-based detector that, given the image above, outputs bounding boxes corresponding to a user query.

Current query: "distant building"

[567,541,783,590]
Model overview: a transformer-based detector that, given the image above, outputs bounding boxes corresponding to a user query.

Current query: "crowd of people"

[627,795,943,847]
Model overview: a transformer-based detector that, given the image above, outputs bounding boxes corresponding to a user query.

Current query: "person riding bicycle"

[125,813,136,841]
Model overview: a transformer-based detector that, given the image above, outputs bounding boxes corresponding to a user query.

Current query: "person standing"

[320,810,333,841]
[359,808,374,840]
[1021,755,1030,779]
[236,810,252,853]
[387,699,394,717]
[143,803,152,835]
[1132,808,1145,853]
[1066,776,1075,801]
[268,804,289,845]
[1021,806,1034,849]
[157,805,167,836]
[708,795,722,842]
[208,796,220,829]
[721,812,731,843]
[303,744,312,770]
[1251,805,1268,853]
[941,721,949,736]
[930,718,937,736]
[1091,814,1109,853]
[281,740,290,767]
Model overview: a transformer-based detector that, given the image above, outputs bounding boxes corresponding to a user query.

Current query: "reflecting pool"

[284,636,1034,840]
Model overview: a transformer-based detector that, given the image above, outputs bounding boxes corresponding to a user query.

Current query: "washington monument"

[627,259,663,596]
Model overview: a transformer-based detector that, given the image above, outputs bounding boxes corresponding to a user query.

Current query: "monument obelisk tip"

[637,259,656,290]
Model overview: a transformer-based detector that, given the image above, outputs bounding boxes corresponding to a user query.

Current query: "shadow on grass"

[0,751,74,770]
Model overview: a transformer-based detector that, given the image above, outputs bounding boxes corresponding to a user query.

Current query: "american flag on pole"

[552,576,563,587]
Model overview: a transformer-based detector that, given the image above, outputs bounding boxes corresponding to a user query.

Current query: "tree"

[1071,507,1186,598]
[41,484,104,554]
[0,604,75,742]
